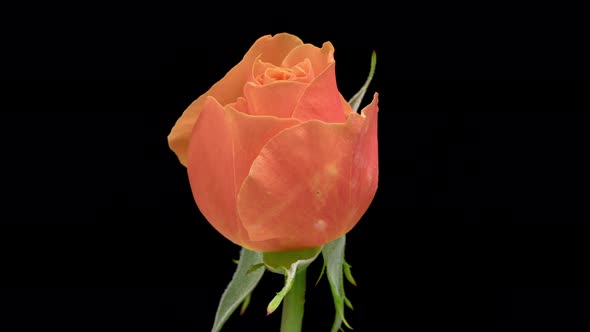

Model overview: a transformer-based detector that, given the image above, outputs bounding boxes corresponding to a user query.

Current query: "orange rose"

[168,33,378,252]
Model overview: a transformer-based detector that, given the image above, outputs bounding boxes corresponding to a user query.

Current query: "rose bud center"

[256,58,315,85]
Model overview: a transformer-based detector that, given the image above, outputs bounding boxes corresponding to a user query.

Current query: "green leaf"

[322,236,352,332]
[211,248,265,332]
[263,247,322,314]
[348,50,377,113]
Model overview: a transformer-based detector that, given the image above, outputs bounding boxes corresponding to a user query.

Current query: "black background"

[1,3,589,332]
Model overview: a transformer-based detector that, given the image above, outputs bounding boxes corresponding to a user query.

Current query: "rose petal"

[225,105,302,192]
[281,42,335,78]
[251,57,276,83]
[340,94,354,117]
[229,96,249,114]
[169,33,303,166]
[291,61,348,123]
[347,93,379,230]
[252,56,314,85]
[237,94,379,250]
[187,97,246,246]
[243,81,307,117]
[187,97,301,249]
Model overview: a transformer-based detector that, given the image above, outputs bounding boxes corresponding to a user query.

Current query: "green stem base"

[280,267,307,332]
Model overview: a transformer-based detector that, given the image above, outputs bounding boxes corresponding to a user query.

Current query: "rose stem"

[280,267,307,332]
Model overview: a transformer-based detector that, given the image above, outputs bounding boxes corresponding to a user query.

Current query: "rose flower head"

[168,33,378,252]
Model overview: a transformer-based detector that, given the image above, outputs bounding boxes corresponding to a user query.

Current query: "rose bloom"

[168,33,378,252]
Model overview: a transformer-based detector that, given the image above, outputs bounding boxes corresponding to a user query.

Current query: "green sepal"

[322,236,353,331]
[239,291,252,316]
[263,247,322,314]
[348,50,377,113]
[247,262,266,274]
[343,260,357,287]
[315,259,327,286]
[344,296,354,310]
[211,248,265,332]
[262,247,322,274]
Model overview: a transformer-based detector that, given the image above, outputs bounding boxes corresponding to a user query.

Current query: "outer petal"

[169,33,303,166]
[291,61,348,123]
[347,93,379,230]
[340,94,354,116]
[237,94,379,251]
[187,97,301,249]
[226,105,302,192]
[243,81,307,117]
[187,97,246,246]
